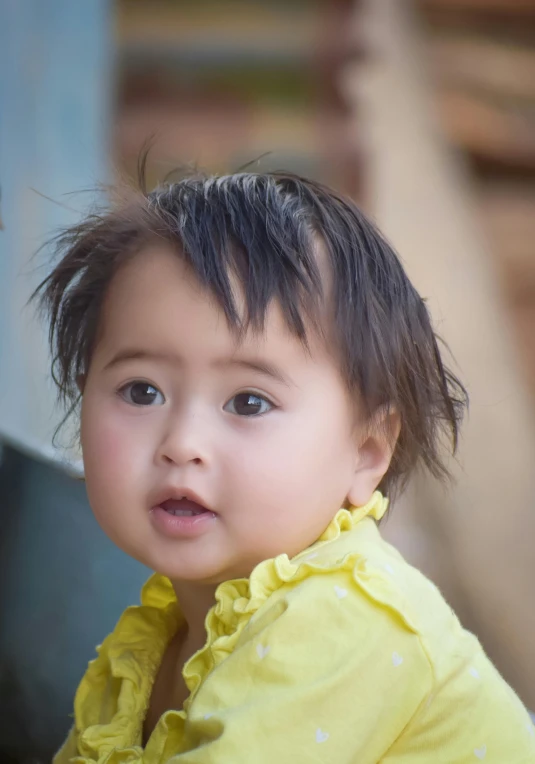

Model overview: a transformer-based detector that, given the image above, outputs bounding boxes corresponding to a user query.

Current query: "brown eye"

[224,392,272,417]
[120,382,164,406]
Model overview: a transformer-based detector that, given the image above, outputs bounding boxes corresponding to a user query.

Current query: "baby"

[35,172,535,762]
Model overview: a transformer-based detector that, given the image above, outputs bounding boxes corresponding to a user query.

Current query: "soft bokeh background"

[1,0,534,760]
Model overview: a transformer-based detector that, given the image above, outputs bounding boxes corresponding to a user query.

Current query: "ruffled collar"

[141,490,388,608]
[318,491,388,540]
[139,491,388,636]
[75,491,388,761]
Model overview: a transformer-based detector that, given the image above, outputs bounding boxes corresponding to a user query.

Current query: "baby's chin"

[159,550,285,590]
[152,556,258,588]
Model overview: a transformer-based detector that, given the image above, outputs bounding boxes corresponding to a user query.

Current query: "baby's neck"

[171,579,219,650]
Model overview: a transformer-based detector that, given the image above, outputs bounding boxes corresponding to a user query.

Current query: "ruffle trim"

[183,491,395,703]
[73,491,394,761]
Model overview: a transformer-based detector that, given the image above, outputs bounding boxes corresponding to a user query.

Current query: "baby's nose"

[155,410,210,468]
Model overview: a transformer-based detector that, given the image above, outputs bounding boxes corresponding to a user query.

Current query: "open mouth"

[150,492,217,537]
[159,498,210,517]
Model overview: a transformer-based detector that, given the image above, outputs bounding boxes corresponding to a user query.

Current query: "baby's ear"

[347,407,400,507]
[76,374,86,394]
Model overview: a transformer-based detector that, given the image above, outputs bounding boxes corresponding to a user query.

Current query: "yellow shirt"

[55,492,535,763]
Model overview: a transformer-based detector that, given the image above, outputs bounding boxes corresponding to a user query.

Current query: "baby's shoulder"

[275,526,535,757]
[267,520,477,672]
[287,520,451,624]
[243,520,446,653]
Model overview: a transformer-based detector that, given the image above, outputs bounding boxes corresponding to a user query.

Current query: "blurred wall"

[416,0,535,402]
[348,0,535,709]
[0,3,149,762]
[0,2,366,760]
[113,0,363,197]
[0,0,110,462]
[1,1,533,760]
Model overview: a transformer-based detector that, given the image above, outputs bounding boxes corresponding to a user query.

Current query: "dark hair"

[33,170,467,498]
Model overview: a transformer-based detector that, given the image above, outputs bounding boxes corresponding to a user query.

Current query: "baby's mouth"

[159,498,211,517]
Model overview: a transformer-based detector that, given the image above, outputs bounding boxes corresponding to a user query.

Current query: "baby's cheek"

[82,409,142,487]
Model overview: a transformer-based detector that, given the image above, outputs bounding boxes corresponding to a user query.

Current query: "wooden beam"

[345,0,535,708]
[430,36,535,102]
[437,89,535,169]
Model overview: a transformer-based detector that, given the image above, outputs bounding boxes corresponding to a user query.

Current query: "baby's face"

[80,244,384,584]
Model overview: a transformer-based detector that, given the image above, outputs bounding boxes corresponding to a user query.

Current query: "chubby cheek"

[81,400,149,513]
[228,412,354,555]
[263,406,353,490]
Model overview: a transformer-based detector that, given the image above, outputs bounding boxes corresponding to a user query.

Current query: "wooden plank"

[417,0,535,16]
[115,0,362,66]
[116,2,320,54]
[477,185,535,394]
[436,89,535,168]
[477,185,535,297]
[430,36,535,101]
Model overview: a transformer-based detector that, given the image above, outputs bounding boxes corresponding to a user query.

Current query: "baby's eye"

[118,381,165,406]
[224,392,273,417]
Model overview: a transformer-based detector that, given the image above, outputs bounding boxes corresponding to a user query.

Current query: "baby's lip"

[150,486,215,514]
[159,498,211,517]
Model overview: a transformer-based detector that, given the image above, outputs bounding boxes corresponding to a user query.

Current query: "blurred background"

[1,0,534,760]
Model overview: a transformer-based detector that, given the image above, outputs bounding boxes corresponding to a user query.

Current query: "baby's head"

[36,173,466,584]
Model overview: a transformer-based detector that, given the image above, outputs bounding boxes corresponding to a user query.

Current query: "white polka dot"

[256,644,270,659]
[334,585,348,599]
[315,727,329,743]
[305,552,319,561]
[384,563,395,575]
[469,666,480,679]
[474,745,487,759]
[392,652,404,667]
[527,722,535,736]
[204,713,214,720]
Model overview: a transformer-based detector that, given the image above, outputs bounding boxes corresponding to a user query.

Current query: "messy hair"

[33,170,467,498]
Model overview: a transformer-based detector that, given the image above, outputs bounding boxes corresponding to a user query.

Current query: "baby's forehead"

[101,234,330,337]
[96,244,329,364]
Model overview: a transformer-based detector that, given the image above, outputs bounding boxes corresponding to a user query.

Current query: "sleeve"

[175,568,433,764]
[52,725,79,764]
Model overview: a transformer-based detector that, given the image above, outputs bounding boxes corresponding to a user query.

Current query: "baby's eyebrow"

[103,349,175,371]
[102,348,293,387]
[216,357,293,387]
